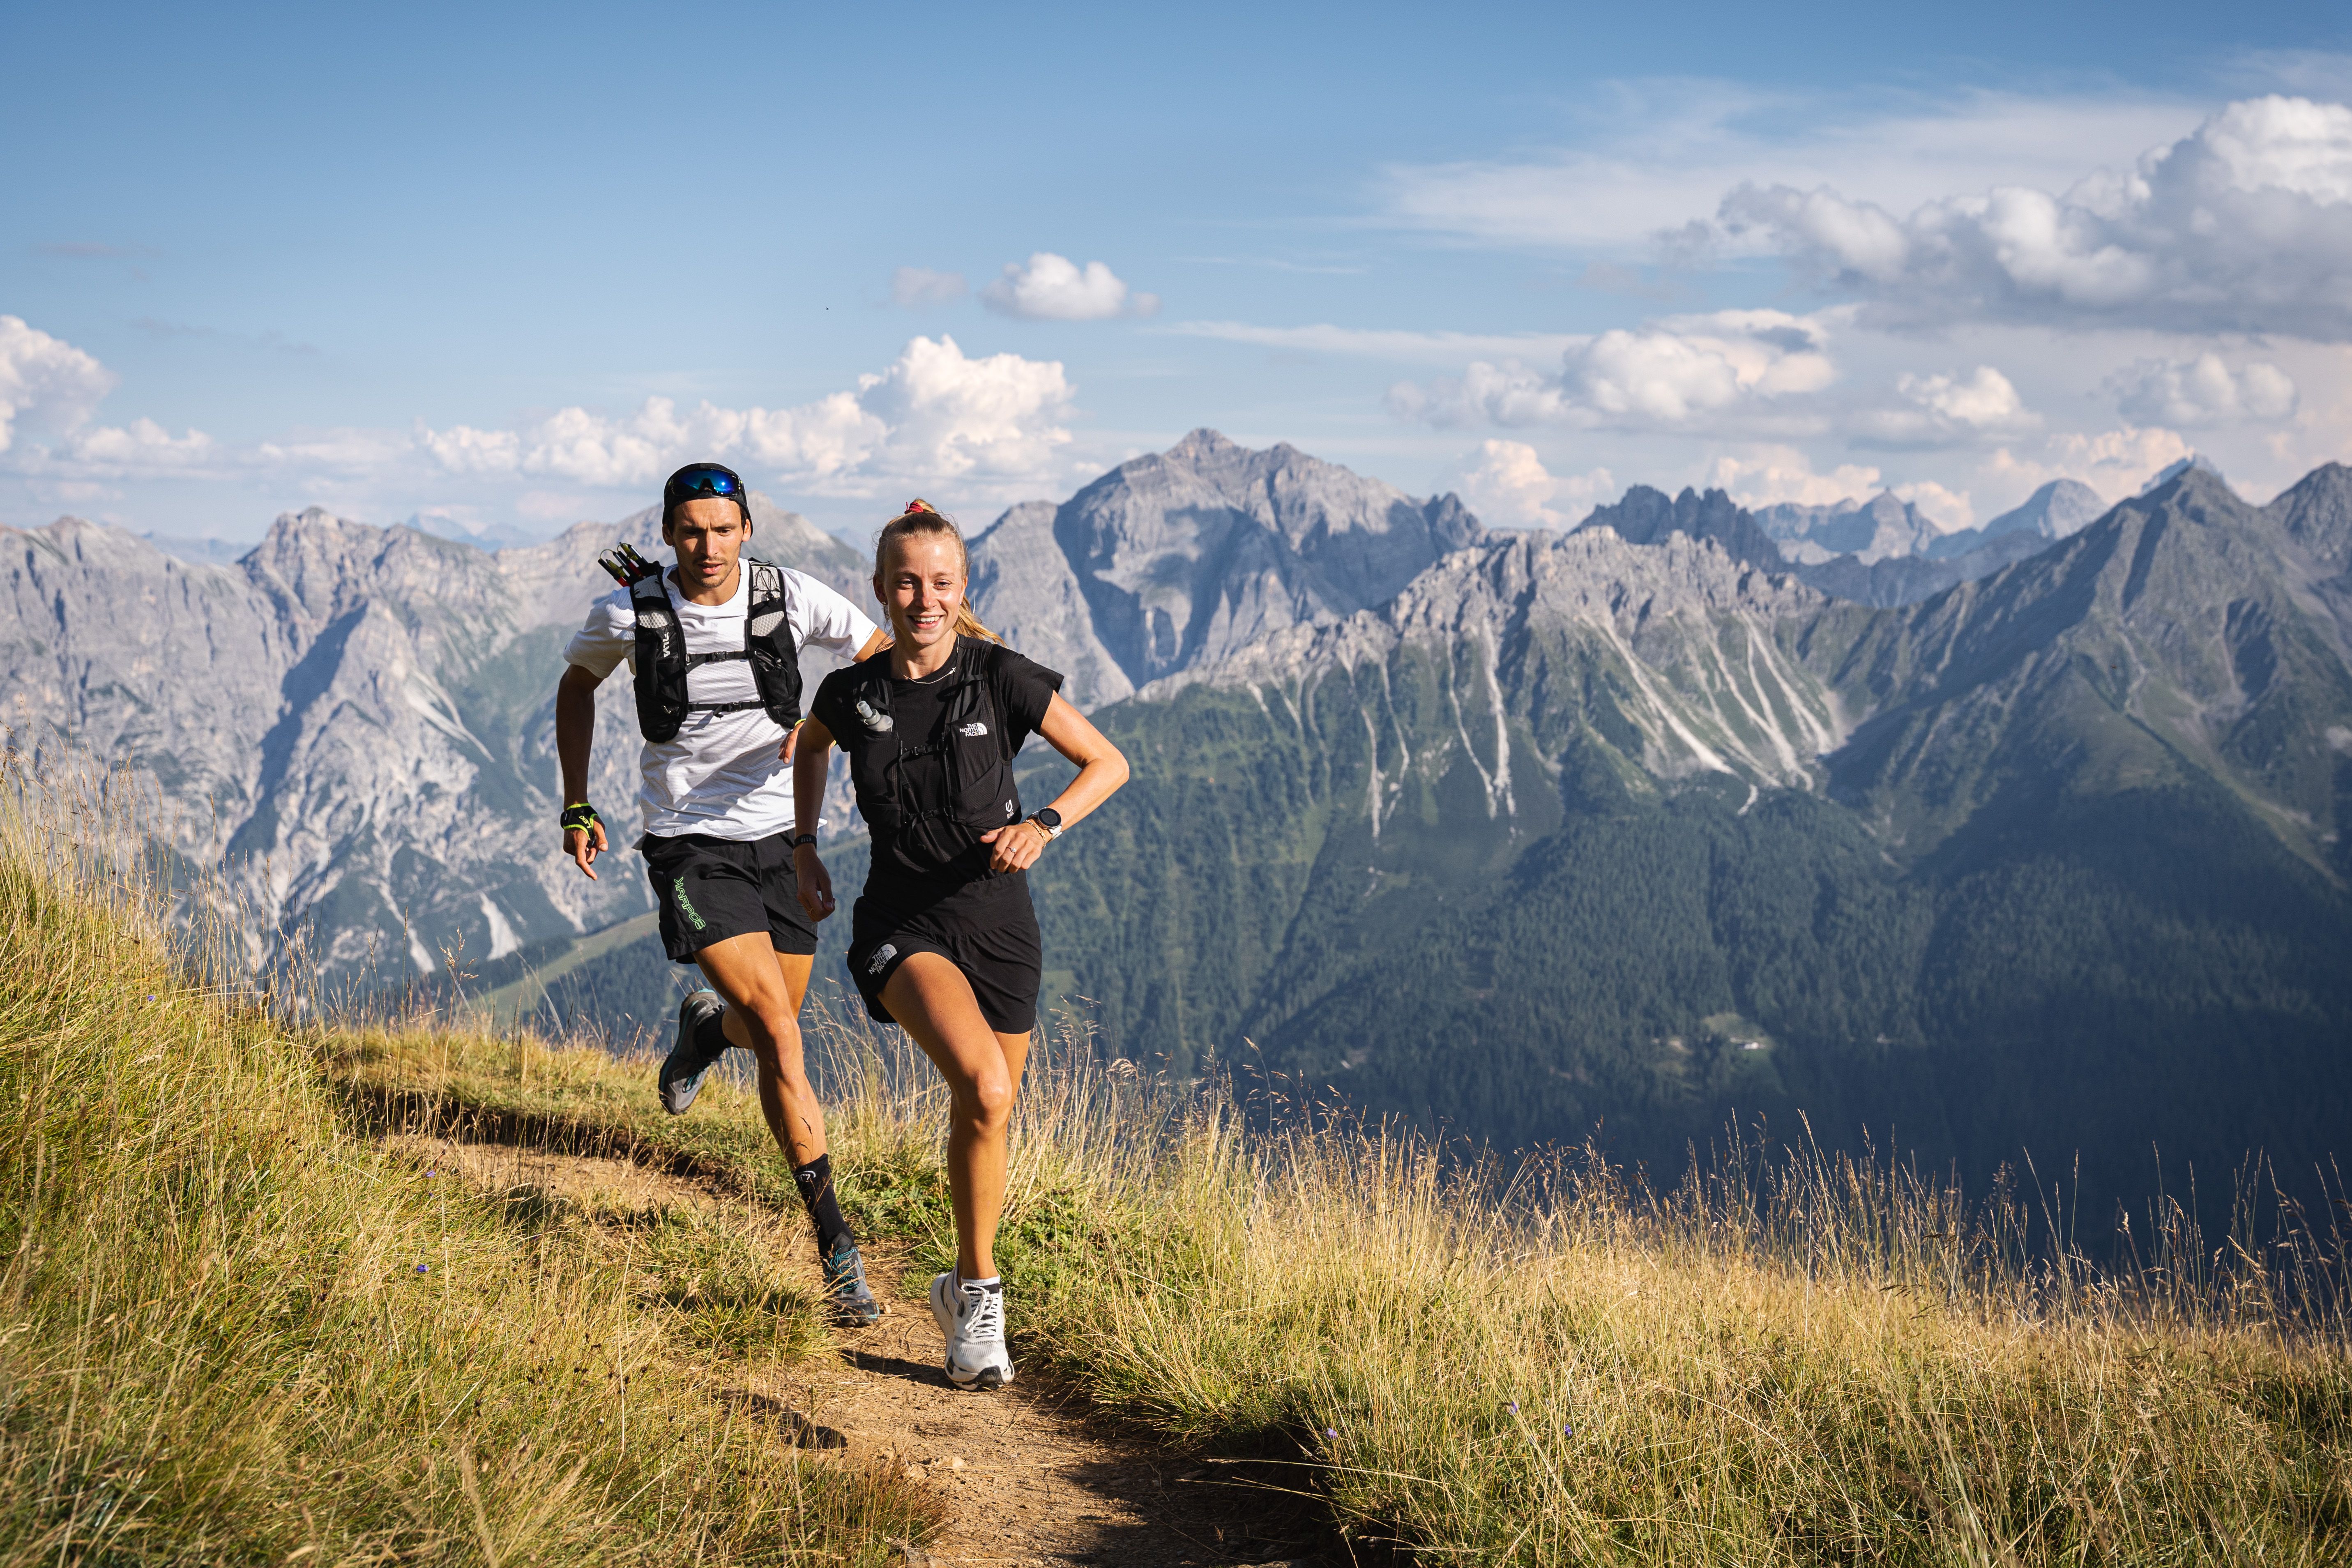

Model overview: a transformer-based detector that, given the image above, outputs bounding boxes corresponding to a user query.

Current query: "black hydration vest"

[837,638,1023,844]
[627,560,802,743]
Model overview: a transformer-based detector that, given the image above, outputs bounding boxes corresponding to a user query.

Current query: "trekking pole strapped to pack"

[597,541,664,587]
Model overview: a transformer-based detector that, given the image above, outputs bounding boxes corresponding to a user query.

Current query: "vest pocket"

[951,727,1018,828]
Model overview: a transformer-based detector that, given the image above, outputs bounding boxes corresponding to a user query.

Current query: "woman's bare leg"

[879,952,1030,1279]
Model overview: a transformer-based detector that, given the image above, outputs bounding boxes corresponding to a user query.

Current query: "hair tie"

[903,498,933,516]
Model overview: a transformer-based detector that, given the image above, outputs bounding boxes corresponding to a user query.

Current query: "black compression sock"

[792,1154,855,1257]
[693,1004,731,1063]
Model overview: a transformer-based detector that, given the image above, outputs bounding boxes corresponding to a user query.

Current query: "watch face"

[1033,807,1063,829]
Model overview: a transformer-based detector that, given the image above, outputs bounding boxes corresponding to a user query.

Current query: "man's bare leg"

[687,933,877,1321]
[691,933,823,1164]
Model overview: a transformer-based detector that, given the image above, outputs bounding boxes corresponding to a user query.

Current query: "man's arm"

[790,715,839,921]
[556,663,609,879]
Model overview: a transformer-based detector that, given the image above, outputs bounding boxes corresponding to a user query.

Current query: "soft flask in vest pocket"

[843,638,1021,837]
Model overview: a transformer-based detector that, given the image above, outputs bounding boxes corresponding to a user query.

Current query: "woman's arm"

[790,714,840,920]
[980,693,1129,873]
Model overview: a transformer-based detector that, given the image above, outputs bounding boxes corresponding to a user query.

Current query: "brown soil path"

[385,1131,1325,1568]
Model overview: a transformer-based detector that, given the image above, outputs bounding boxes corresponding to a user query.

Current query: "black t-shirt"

[812,637,1064,900]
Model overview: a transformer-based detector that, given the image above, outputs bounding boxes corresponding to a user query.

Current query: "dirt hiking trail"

[387,1129,1331,1568]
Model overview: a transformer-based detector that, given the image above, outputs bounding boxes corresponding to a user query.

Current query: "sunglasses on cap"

[664,463,745,504]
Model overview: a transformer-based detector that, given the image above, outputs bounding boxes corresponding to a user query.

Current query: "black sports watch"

[1029,807,1063,840]
[790,832,818,849]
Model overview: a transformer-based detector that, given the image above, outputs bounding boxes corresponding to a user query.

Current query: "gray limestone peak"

[970,428,1484,700]
[967,501,1136,707]
[1924,479,2106,561]
[1753,492,1941,565]
[1577,486,1787,571]
[1147,526,1850,794]
[1160,526,1827,698]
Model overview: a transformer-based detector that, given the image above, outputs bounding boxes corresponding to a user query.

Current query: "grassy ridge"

[8,759,2350,1563]
[351,1014,2352,1564]
[0,773,933,1566]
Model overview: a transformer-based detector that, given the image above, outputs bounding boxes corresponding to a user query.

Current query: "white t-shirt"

[565,563,878,840]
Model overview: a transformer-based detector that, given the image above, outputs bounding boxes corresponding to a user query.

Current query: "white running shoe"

[927,1271,1014,1391]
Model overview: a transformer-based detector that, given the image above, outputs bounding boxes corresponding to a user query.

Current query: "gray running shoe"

[822,1240,883,1326]
[658,989,729,1116]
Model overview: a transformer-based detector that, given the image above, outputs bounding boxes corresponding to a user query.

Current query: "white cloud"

[981,253,1158,321]
[61,418,217,474]
[1704,445,1884,509]
[419,336,1073,497]
[0,315,117,454]
[0,318,1077,510]
[1889,479,1975,532]
[849,333,1076,481]
[0,317,218,480]
[2109,352,2299,425]
[1390,309,1837,432]
[1168,320,1585,365]
[1719,95,2352,338]
[1451,440,1616,529]
[892,267,968,308]
[255,428,420,474]
[1984,425,2197,504]
[1379,86,2201,250]
[1851,365,2038,447]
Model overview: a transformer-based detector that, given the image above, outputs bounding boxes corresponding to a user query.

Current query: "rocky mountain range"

[9,430,2348,1220]
[2,496,867,982]
[1582,478,2110,609]
[968,428,1484,708]
[1024,456,2351,1218]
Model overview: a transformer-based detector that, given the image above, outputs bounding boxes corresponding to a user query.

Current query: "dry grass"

[9,752,2350,1564]
[350,1001,2352,1566]
[0,759,935,1566]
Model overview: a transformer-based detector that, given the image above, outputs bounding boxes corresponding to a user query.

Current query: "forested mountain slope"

[1022,467,2352,1218]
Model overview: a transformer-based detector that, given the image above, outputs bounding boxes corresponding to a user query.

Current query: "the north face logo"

[866,942,898,976]
[1004,799,1016,818]
[958,721,989,737]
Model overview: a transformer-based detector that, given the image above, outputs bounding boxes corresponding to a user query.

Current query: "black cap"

[663,462,753,528]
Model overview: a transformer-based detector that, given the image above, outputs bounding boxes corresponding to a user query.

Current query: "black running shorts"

[642,831,821,963]
[847,877,1043,1036]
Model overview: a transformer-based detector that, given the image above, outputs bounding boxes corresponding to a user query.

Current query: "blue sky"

[4,1,2350,543]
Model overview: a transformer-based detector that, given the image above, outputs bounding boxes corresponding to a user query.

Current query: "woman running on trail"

[556,461,892,1327]
[792,500,1129,1391]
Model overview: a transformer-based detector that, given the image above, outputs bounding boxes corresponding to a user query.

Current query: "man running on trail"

[555,461,892,1325]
